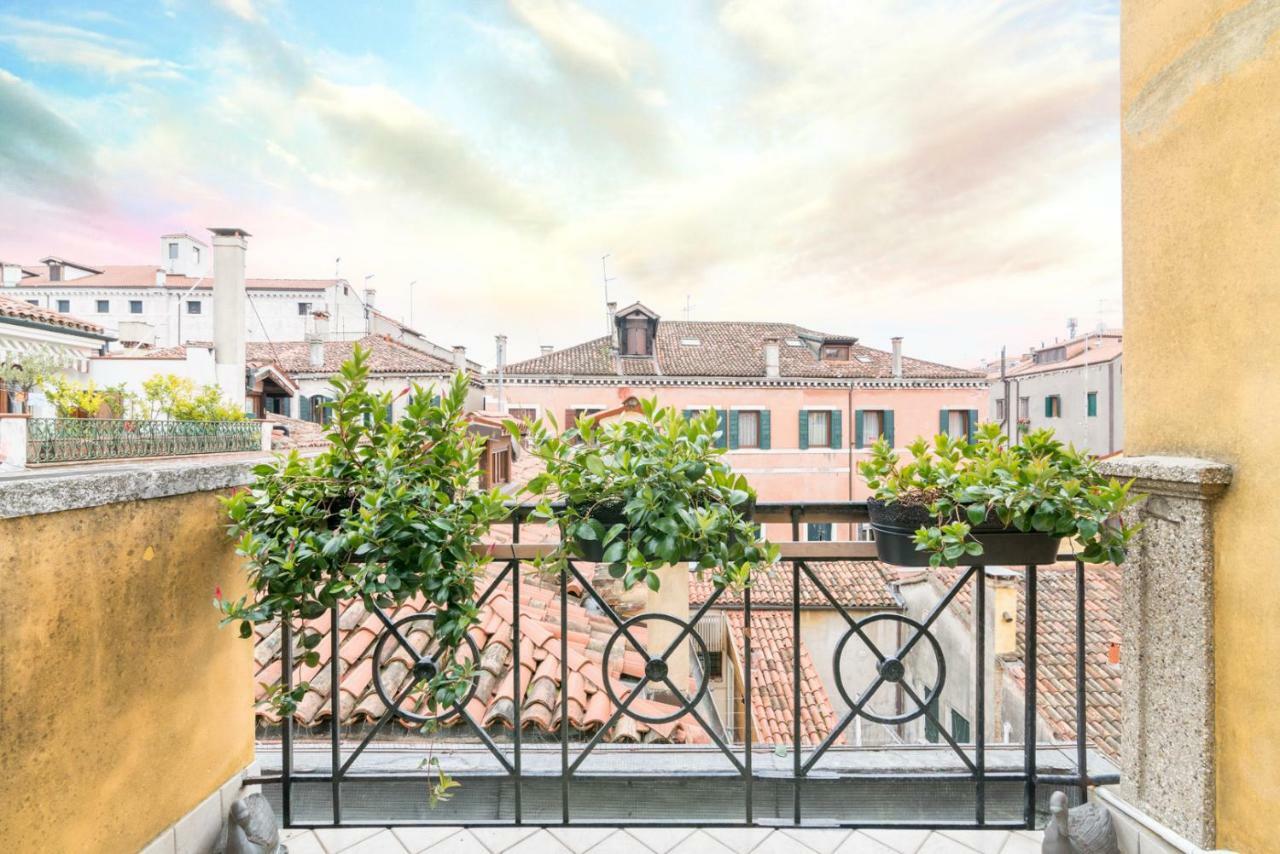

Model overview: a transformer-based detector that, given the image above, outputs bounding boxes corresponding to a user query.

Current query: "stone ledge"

[0,454,266,519]
[1099,456,1232,499]
[1095,788,1229,854]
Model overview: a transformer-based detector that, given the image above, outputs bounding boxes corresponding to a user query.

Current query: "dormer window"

[613,302,660,357]
[49,264,62,282]
[822,344,850,361]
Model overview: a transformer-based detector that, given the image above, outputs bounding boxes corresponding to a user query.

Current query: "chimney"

[308,311,328,368]
[540,344,554,355]
[452,345,467,372]
[607,301,619,351]
[209,227,250,411]
[155,269,166,288]
[891,337,903,379]
[763,337,780,378]
[1067,317,1079,339]
[1,263,19,287]
[364,287,376,308]
[309,339,324,368]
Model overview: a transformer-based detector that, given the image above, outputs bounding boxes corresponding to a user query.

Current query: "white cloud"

[0,18,185,79]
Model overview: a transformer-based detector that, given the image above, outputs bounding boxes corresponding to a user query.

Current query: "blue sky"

[0,0,1121,365]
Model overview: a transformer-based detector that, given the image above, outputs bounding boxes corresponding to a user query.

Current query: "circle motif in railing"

[601,612,711,725]
[833,613,946,725]
[371,612,481,724]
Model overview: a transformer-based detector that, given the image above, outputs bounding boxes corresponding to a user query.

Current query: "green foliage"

[519,399,778,591]
[858,423,1143,566]
[0,353,71,400]
[42,376,128,418]
[139,374,245,421]
[218,346,508,712]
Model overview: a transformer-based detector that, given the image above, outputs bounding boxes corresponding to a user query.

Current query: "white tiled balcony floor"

[279,825,1044,854]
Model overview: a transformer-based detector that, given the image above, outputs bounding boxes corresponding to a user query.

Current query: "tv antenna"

[683,294,695,321]
[601,254,617,334]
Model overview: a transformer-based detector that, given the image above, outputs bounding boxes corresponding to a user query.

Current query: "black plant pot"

[867,498,1061,567]
[564,498,755,563]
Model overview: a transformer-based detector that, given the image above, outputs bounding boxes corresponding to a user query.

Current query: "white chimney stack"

[210,227,250,412]
[541,344,554,355]
[891,337,903,379]
[763,337,780,378]
[364,287,376,308]
[452,345,467,373]
[308,311,328,368]
[607,301,619,351]
[155,269,166,288]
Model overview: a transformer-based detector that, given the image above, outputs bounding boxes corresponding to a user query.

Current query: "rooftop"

[18,265,341,292]
[0,292,109,337]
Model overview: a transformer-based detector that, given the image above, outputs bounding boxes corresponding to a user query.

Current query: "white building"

[7,234,371,349]
[0,292,114,415]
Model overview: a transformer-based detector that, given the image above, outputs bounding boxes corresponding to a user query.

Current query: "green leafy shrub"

[43,376,128,418]
[218,346,507,710]
[139,374,245,421]
[858,423,1143,566]
[519,400,778,591]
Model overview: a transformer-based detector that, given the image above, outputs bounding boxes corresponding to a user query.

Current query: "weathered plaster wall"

[1122,2,1280,849]
[0,488,254,852]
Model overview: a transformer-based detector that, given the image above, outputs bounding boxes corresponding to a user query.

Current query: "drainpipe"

[210,227,249,410]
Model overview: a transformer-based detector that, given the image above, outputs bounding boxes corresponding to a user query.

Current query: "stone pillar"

[210,227,250,411]
[0,414,29,469]
[1098,455,1232,849]
[644,563,691,705]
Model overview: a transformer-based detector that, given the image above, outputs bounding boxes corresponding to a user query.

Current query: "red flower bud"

[215,585,223,601]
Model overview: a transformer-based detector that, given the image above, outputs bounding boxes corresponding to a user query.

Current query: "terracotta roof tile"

[724,611,839,746]
[505,320,980,380]
[245,335,457,376]
[0,293,105,335]
[691,560,899,610]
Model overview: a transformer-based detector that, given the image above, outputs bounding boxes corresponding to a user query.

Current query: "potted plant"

[217,346,507,713]
[858,424,1142,567]
[519,400,777,592]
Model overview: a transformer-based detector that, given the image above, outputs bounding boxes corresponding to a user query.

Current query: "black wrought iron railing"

[252,502,1115,829]
[26,417,260,464]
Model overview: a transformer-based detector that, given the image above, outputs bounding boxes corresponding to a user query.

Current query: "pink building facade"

[491,303,988,540]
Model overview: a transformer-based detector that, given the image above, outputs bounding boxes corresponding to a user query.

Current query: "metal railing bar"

[560,566,569,824]
[279,819,1033,831]
[898,565,977,661]
[800,561,886,660]
[567,676,653,774]
[496,500,872,525]
[791,549,801,824]
[1074,557,1088,800]
[658,675,746,775]
[336,676,420,777]
[474,560,513,610]
[657,582,725,662]
[899,682,977,775]
[512,523,523,824]
[975,566,986,826]
[1024,563,1038,829]
[743,583,753,825]
[267,769,1100,785]
[330,601,342,825]
[370,605,424,662]
[565,561,649,656]
[452,706,516,775]
[281,616,294,827]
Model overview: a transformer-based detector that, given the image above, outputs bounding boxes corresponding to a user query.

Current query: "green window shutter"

[728,410,740,449]
[884,410,895,447]
[759,410,771,449]
[300,395,311,422]
[967,409,979,442]
[430,394,441,407]
[386,403,394,422]
[939,409,949,435]
[716,410,728,449]
[1087,392,1098,417]
[951,709,971,743]
[854,409,865,449]
[281,397,291,418]
[682,408,695,422]
[830,409,842,449]
[1044,397,1053,418]
[798,409,809,450]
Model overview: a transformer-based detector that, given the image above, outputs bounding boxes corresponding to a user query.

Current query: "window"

[507,406,537,424]
[564,407,602,426]
[699,650,724,679]
[57,299,70,313]
[995,398,1006,421]
[951,709,971,743]
[1018,397,1030,419]
[940,408,976,439]
[799,409,841,449]
[807,523,832,542]
[808,410,830,447]
[96,299,109,313]
[168,242,179,259]
[822,344,850,360]
[1045,395,1062,418]
[1087,391,1098,417]
[26,299,39,306]
[129,300,143,314]
[623,317,650,355]
[736,410,760,449]
[192,246,201,265]
[298,302,312,316]
[855,523,876,542]
[50,265,62,281]
[187,301,202,315]
[484,446,511,487]
[855,409,893,448]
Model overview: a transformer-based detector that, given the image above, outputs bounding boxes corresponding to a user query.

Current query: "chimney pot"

[891,336,903,379]
[763,337,780,378]
[452,345,467,372]
[155,270,167,288]
[541,344,554,355]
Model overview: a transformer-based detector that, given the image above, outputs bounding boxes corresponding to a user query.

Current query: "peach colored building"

[489,302,987,540]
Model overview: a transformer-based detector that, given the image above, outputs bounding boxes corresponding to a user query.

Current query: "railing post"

[258,419,274,452]
[0,414,29,469]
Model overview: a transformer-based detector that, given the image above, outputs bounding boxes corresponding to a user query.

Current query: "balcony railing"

[252,502,1114,830]
[25,417,261,464]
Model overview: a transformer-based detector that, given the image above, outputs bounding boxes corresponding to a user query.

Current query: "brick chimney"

[210,227,250,411]
[763,337,780,378]
[891,337,903,379]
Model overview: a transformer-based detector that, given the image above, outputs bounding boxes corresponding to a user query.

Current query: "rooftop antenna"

[1067,317,1079,339]
[601,253,616,335]
[684,294,695,321]
[335,257,341,278]
[408,280,417,329]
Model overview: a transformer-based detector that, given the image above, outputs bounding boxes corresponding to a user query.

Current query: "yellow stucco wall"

[1122,2,1280,850]
[0,490,254,853]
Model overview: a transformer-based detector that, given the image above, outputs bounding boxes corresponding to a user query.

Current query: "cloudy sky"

[0,0,1120,367]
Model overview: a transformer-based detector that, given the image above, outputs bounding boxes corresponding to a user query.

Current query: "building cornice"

[488,374,988,390]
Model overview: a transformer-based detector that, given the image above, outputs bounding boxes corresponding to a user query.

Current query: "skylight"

[680,337,701,346]
[785,339,804,346]
[856,355,873,363]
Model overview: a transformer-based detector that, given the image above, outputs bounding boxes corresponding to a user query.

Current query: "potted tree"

[217,346,507,713]
[520,400,777,592]
[858,424,1142,567]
